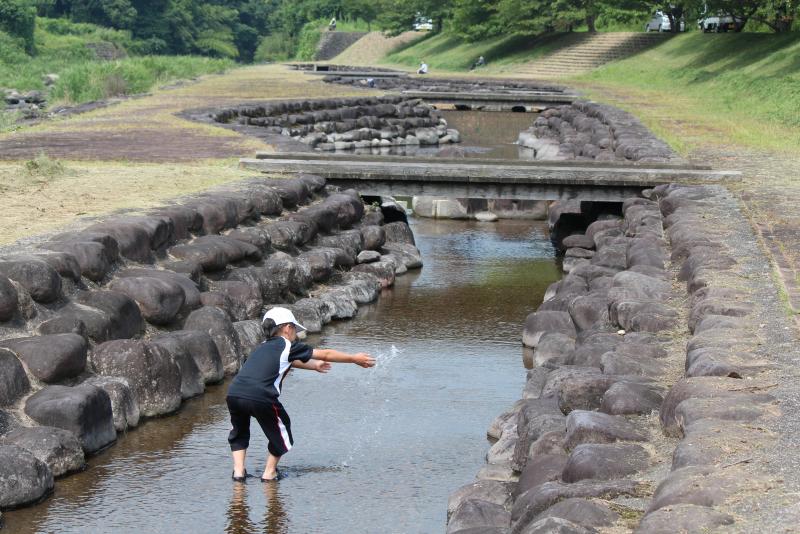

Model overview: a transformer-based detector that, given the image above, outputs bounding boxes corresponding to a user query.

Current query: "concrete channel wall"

[446,184,792,533]
[0,175,422,511]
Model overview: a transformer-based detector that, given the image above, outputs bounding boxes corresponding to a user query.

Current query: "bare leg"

[232,449,247,478]
[262,453,281,480]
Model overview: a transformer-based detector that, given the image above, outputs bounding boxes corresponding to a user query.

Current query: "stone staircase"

[515,32,672,78]
[315,31,368,61]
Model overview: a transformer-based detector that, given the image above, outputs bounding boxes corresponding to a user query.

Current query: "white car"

[698,14,745,32]
[645,11,685,32]
[413,18,433,31]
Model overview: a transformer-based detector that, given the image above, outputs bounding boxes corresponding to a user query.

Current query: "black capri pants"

[226,396,294,457]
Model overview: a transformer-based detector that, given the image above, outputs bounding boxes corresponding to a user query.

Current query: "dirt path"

[570,82,800,327]
[0,64,377,245]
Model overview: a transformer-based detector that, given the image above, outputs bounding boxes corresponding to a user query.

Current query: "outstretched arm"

[312,348,376,368]
[291,359,331,373]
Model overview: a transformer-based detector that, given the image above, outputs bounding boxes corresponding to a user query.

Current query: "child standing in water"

[226,307,375,481]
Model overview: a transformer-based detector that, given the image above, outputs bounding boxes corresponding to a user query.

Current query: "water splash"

[341,345,401,467]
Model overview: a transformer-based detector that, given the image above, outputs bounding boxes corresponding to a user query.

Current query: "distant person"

[417,61,428,75]
[226,307,375,482]
[470,56,486,70]
[367,77,376,88]
[329,17,336,31]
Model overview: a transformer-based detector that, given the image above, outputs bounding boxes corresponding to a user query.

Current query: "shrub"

[295,19,324,61]
[0,0,36,52]
[0,29,28,65]
[254,32,296,62]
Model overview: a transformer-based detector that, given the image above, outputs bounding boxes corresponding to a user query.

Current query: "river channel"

[3,217,560,534]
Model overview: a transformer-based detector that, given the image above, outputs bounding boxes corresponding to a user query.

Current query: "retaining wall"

[0,175,422,511]
[445,184,788,533]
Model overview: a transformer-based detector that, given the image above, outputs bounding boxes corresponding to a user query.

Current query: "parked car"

[698,13,745,32]
[413,17,433,31]
[644,11,685,32]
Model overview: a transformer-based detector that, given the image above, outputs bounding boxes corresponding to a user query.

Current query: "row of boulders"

[3,76,58,121]
[517,101,683,163]
[0,175,423,510]
[446,193,680,533]
[632,184,779,531]
[447,183,784,532]
[211,96,461,152]
[322,75,567,95]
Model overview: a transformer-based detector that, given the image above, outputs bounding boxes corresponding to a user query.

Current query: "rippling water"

[3,218,559,534]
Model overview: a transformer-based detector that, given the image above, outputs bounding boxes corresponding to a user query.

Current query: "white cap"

[262,307,306,332]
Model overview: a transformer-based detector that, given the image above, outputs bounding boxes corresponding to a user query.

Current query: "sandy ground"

[0,64,377,245]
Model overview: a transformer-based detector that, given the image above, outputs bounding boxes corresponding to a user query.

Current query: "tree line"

[1,0,797,63]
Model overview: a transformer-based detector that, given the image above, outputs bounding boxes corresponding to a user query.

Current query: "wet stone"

[512,397,566,471]
[148,335,205,401]
[0,426,84,477]
[532,333,575,367]
[0,444,54,508]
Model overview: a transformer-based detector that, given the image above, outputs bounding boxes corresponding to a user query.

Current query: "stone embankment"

[211,96,460,152]
[323,74,567,94]
[517,101,682,163]
[445,184,788,533]
[0,175,422,511]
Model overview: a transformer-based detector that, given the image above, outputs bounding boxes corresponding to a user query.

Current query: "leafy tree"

[0,0,36,52]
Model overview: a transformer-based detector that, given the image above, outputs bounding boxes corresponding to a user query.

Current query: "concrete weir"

[240,153,741,202]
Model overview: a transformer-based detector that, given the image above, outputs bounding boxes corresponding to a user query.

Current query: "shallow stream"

[3,218,560,534]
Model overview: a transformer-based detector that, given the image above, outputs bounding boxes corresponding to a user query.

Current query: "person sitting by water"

[470,56,486,70]
[226,307,375,482]
[417,61,428,75]
[329,17,337,31]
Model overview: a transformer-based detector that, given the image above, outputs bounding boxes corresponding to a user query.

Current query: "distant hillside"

[333,31,423,66]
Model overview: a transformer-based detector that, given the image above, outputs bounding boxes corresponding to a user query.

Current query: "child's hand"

[353,353,376,368]
[314,360,332,373]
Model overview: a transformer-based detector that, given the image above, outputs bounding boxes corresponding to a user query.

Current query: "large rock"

[83,375,140,431]
[0,426,84,477]
[148,336,205,400]
[383,221,416,245]
[635,503,734,533]
[42,238,115,282]
[0,349,30,406]
[647,465,750,513]
[522,311,576,348]
[512,397,566,471]
[183,306,242,374]
[0,257,61,303]
[0,334,87,384]
[0,275,18,322]
[71,290,145,341]
[210,281,262,321]
[0,445,53,508]
[114,268,201,311]
[24,384,116,453]
[150,330,224,384]
[447,499,511,534]
[564,410,647,449]
[514,454,568,499]
[234,320,266,361]
[532,498,619,529]
[601,381,664,415]
[448,479,512,519]
[562,443,649,482]
[91,340,182,417]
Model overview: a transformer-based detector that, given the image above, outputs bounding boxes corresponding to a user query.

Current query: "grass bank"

[383,32,575,71]
[1,18,233,106]
[574,32,800,154]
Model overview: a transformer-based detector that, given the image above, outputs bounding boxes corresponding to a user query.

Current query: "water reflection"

[226,482,288,534]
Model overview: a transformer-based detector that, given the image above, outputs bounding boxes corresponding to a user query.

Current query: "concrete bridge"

[240,152,741,202]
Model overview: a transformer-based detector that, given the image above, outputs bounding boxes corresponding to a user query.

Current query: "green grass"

[0,18,233,105]
[385,32,576,71]
[575,32,800,153]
